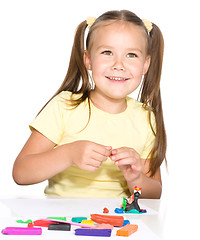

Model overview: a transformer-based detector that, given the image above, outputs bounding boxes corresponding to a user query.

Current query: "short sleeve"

[140,112,156,159]
[29,92,67,144]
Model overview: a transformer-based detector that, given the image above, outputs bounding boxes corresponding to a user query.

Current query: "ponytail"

[38,20,91,113]
[55,20,93,107]
[140,23,167,176]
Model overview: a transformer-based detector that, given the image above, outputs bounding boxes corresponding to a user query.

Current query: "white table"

[0,197,163,239]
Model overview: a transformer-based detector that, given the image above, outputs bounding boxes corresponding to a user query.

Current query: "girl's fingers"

[111,147,141,168]
[111,149,134,161]
[93,144,112,157]
[91,151,108,162]
[114,157,136,166]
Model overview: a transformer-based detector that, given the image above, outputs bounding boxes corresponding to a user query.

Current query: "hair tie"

[86,17,96,29]
[142,19,153,33]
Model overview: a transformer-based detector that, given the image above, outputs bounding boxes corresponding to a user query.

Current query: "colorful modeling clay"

[92,224,114,230]
[122,197,126,210]
[75,228,112,237]
[124,186,142,212]
[90,214,124,227]
[81,220,94,225]
[114,208,124,214]
[71,217,87,223]
[121,186,147,214]
[16,219,32,224]
[140,209,147,213]
[48,223,71,231]
[123,220,130,226]
[116,224,138,237]
[1,227,42,235]
[47,217,67,221]
[33,220,54,227]
[28,222,34,228]
[103,207,109,213]
[41,218,93,228]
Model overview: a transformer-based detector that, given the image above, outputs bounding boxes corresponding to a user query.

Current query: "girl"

[13,10,167,199]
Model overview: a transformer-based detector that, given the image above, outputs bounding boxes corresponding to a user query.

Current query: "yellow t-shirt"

[30,91,156,198]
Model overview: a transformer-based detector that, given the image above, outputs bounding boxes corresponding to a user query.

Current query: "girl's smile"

[106,76,130,82]
[84,21,150,113]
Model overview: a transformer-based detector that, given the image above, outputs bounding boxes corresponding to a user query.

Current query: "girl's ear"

[143,55,151,75]
[84,50,92,70]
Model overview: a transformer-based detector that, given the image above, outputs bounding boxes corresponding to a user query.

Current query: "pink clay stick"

[2,227,42,235]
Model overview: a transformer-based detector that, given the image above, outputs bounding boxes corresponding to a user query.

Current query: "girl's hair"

[40,10,167,177]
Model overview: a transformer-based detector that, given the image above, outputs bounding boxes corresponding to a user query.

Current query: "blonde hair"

[40,10,167,177]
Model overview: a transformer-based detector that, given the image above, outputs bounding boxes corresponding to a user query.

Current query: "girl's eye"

[101,50,112,56]
[127,53,137,58]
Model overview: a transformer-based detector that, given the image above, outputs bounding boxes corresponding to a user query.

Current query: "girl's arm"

[111,148,162,199]
[127,163,162,199]
[13,130,71,185]
[13,130,111,185]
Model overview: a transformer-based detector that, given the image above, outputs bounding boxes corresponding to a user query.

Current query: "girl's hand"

[68,140,112,172]
[110,147,142,182]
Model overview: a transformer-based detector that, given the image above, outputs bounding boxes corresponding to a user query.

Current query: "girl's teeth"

[109,77,126,81]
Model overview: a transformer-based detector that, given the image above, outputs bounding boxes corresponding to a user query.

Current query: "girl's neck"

[90,91,127,114]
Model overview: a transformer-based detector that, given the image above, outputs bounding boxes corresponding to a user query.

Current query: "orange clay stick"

[90,214,124,227]
[116,224,138,237]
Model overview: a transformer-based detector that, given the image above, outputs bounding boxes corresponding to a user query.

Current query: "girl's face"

[84,21,150,105]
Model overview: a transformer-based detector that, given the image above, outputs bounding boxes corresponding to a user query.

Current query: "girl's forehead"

[95,20,144,35]
[89,21,147,51]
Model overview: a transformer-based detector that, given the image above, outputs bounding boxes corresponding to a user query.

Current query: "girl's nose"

[112,58,125,71]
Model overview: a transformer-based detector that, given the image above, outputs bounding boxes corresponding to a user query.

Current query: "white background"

[0,0,199,238]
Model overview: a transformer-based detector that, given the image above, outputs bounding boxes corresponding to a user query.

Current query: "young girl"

[13,10,167,199]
